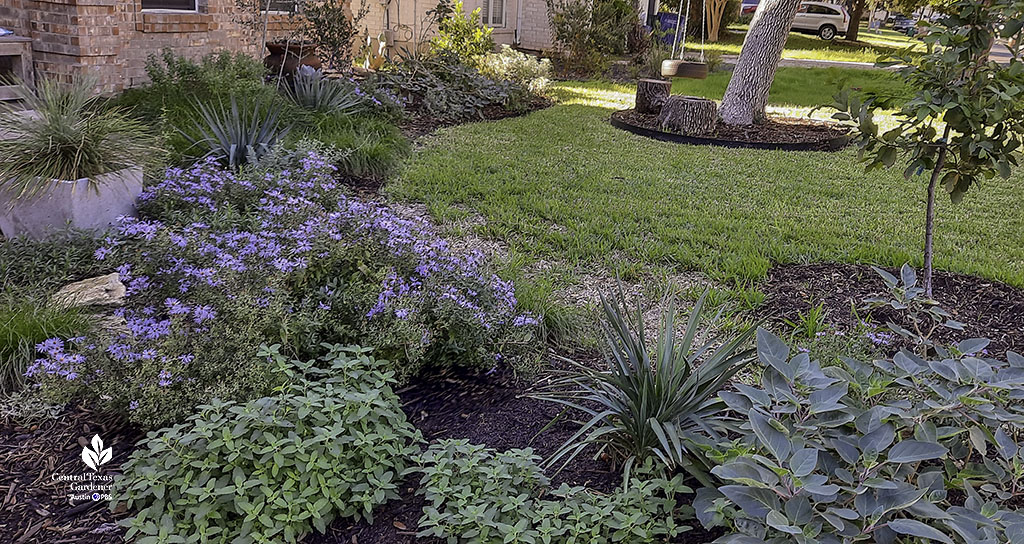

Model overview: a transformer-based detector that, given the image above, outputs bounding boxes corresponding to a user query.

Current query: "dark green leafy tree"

[833,0,1024,296]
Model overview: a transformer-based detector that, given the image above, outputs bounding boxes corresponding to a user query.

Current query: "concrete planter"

[0,167,143,239]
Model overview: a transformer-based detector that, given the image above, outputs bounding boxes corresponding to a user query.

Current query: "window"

[806,5,839,15]
[140,0,197,10]
[481,0,504,27]
[264,0,297,12]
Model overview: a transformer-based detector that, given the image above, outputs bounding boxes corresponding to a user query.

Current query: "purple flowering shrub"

[29,151,540,426]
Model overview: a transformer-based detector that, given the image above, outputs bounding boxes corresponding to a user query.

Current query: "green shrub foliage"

[114,345,422,544]
[694,328,1024,543]
[474,45,552,94]
[381,53,526,121]
[430,0,495,60]
[414,439,694,543]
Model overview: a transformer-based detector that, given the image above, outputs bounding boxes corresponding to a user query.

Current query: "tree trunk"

[705,0,730,42]
[658,96,718,135]
[845,0,864,42]
[719,0,803,125]
[636,78,672,114]
[923,128,951,297]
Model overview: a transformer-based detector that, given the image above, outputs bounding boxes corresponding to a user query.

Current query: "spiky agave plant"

[184,96,291,169]
[286,67,365,115]
[531,286,757,485]
[0,76,158,200]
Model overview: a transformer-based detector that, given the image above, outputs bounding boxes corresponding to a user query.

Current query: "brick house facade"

[0,0,554,95]
[0,0,301,94]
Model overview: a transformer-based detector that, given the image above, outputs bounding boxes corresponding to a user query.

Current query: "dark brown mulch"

[400,96,553,140]
[0,405,141,543]
[761,262,1024,356]
[309,361,619,544]
[615,108,850,149]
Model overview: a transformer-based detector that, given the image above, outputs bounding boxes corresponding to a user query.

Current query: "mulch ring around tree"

[0,404,141,543]
[761,262,1024,356]
[610,109,852,151]
[401,96,553,140]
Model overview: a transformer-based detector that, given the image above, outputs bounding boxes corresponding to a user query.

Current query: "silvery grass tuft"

[0,76,158,200]
[531,286,757,485]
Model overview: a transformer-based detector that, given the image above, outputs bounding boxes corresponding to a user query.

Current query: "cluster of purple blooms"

[30,152,539,406]
[26,338,87,381]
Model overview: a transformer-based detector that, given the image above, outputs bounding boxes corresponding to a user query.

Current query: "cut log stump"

[635,78,671,114]
[658,95,718,136]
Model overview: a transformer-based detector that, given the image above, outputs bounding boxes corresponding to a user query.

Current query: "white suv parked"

[791,1,850,40]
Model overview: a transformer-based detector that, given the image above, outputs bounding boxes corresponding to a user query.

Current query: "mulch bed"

[761,262,1024,356]
[612,109,851,151]
[0,405,141,543]
[400,96,553,140]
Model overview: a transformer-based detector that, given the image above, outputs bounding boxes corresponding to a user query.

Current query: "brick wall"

[3,0,300,94]
[2,0,552,95]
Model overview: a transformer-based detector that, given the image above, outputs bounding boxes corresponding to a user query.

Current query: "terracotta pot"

[264,42,322,75]
[661,59,709,79]
[0,167,143,239]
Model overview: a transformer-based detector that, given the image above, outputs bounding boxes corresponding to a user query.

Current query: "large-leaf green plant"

[833,0,1024,296]
[695,329,1024,543]
[530,287,757,484]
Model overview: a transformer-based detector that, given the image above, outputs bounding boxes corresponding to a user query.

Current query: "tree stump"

[658,96,718,135]
[635,78,671,114]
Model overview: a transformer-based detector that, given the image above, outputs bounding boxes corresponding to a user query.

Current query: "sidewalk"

[721,55,884,70]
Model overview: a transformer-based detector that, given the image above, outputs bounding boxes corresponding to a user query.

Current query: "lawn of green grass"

[562,66,910,110]
[689,25,924,64]
[388,71,1024,299]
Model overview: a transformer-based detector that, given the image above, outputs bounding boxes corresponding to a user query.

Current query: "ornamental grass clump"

[114,345,422,544]
[0,76,159,199]
[695,329,1024,543]
[28,150,540,426]
[531,287,757,484]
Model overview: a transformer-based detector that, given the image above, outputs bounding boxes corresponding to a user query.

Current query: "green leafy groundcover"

[113,345,422,544]
[413,439,694,543]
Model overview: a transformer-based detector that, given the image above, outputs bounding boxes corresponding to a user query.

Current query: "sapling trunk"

[923,127,951,297]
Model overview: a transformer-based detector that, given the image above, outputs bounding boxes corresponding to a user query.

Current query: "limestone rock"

[51,273,126,308]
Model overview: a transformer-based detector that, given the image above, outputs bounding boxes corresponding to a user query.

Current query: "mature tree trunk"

[923,127,951,297]
[845,0,864,41]
[719,0,803,125]
[659,96,718,135]
[636,78,672,114]
[705,0,730,42]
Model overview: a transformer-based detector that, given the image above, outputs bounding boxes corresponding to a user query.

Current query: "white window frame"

[140,0,199,12]
[481,0,506,28]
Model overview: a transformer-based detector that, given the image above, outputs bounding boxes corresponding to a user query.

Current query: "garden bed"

[762,262,1024,355]
[401,96,553,140]
[610,109,851,151]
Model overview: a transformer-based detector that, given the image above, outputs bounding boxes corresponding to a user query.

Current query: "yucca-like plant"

[0,76,158,200]
[531,287,757,484]
[184,96,291,168]
[286,67,365,115]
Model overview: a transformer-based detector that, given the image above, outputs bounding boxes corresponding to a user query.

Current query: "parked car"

[791,1,850,40]
[892,15,915,33]
[741,0,758,16]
